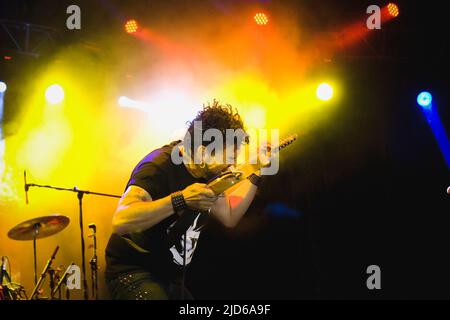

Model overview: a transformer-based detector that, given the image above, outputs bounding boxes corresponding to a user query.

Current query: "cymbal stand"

[32,223,40,286]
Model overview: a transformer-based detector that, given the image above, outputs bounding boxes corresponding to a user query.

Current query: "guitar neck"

[208,134,299,194]
[274,134,298,152]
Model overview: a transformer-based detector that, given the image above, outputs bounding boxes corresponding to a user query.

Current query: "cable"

[181,231,187,300]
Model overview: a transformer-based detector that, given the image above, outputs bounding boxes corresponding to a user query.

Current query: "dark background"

[1,0,449,299]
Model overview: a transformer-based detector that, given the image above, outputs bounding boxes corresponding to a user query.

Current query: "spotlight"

[387,3,399,17]
[125,19,139,34]
[417,91,433,109]
[316,83,334,101]
[0,81,7,93]
[118,96,150,111]
[45,84,65,105]
[254,13,269,26]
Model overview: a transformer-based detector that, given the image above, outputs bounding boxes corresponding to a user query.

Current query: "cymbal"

[8,215,70,241]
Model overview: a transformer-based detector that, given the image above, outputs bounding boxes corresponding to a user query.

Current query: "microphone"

[24,170,29,205]
[88,223,96,233]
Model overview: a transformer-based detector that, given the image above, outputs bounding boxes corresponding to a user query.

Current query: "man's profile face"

[202,144,241,178]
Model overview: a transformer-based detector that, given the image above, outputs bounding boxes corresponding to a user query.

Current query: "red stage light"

[3,56,12,60]
[387,3,399,17]
[254,13,269,26]
[125,19,139,34]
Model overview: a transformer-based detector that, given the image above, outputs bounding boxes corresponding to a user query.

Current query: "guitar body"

[208,171,245,195]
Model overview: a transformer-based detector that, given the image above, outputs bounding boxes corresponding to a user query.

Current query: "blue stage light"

[417,92,433,109]
[0,81,7,93]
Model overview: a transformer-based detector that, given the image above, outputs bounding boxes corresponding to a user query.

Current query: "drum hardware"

[29,245,59,300]
[51,262,74,300]
[1,256,12,284]
[1,255,28,300]
[7,214,70,289]
[23,172,121,300]
[0,282,28,300]
[48,266,56,298]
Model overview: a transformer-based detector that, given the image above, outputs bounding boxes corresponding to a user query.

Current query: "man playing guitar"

[105,101,270,300]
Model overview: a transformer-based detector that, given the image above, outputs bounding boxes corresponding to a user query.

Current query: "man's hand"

[182,183,218,212]
[237,142,272,177]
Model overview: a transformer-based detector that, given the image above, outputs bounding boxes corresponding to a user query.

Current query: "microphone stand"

[48,267,55,299]
[25,180,121,300]
[88,224,98,300]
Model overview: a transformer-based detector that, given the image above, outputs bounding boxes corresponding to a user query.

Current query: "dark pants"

[106,271,193,300]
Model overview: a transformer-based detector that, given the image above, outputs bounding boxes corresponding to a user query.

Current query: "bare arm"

[112,185,174,235]
[210,178,258,228]
[112,183,218,235]
[210,141,271,228]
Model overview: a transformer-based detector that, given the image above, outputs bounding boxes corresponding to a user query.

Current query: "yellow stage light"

[125,19,139,34]
[316,83,334,101]
[45,84,65,105]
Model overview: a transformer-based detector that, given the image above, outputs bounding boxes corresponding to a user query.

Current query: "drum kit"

[1,214,77,300]
[0,171,121,300]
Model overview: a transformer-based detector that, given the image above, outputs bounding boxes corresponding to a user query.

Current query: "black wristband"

[248,173,263,187]
[171,191,187,216]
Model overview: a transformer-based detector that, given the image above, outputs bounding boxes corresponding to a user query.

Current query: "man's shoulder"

[137,141,181,169]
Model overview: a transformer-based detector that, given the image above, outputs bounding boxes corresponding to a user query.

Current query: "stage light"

[417,91,433,109]
[316,83,334,101]
[118,96,128,107]
[387,3,399,17]
[0,81,7,93]
[418,91,450,169]
[125,19,139,34]
[45,84,65,104]
[254,13,269,26]
[118,96,150,111]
